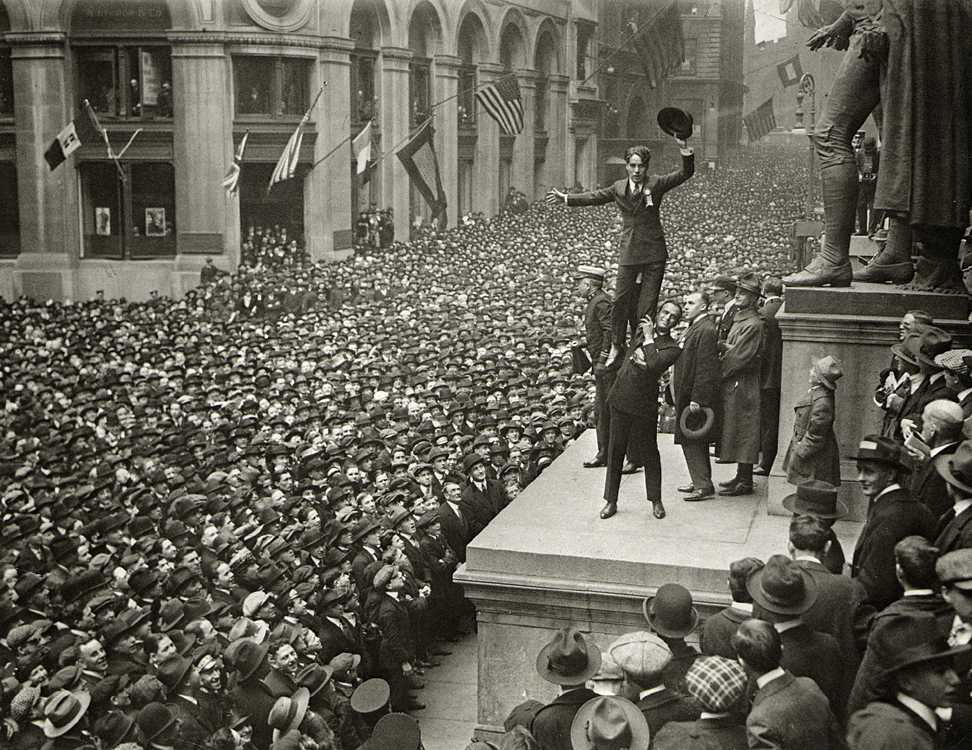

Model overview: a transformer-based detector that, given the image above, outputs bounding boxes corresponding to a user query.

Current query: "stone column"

[432,54,460,228]
[474,62,503,217]
[379,46,412,242]
[307,37,353,261]
[9,34,78,301]
[169,37,233,295]
[512,68,535,199]
[547,74,569,192]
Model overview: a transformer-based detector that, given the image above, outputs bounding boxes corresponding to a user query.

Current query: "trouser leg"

[759,389,780,471]
[681,441,713,493]
[735,463,753,484]
[612,265,640,349]
[643,434,662,501]
[594,372,613,457]
[636,260,667,321]
[604,408,632,504]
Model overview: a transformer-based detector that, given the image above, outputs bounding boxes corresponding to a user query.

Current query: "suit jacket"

[934,503,972,556]
[911,442,958,518]
[608,333,681,418]
[316,616,363,665]
[566,153,694,265]
[652,714,749,750]
[231,677,277,749]
[166,695,210,747]
[852,487,937,610]
[663,639,700,697]
[351,545,380,598]
[900,372,952,436]
[746,671,843,750]
[701,606,749,659]
[783,384,840,486]
[375,592,415,670]
[673,315,720,445]
[716,302,737,343]
[759,297,783,392]
[584,289,613,365]
[637,687,701,737]
[847,700,935,750]
[437,502,470,563]
[778,623,844,719]
[460,479,508,537]
[531,687,597,750]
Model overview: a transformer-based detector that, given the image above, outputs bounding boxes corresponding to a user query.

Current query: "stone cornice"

[3,32,66,47]
[166,30,335,51]
[379,46,413,62]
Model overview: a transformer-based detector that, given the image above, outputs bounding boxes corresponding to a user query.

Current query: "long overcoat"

[672,315,720,445]
[783,383,840,485]
[718,307,764,464]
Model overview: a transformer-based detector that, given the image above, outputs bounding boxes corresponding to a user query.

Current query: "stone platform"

[457,430,863,740]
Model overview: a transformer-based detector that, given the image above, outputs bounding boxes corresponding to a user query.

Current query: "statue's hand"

[806,23,849,52]
[858,29,888,61]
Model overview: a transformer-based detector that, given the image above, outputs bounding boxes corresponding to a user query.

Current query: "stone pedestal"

[768,283,970,521]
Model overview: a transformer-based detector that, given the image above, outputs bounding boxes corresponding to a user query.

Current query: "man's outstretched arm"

[545,184,615,208]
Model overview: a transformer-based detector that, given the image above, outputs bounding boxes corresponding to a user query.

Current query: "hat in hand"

[657,107,694,140]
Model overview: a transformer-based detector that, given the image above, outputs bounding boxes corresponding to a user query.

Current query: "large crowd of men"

[5,138,967,749]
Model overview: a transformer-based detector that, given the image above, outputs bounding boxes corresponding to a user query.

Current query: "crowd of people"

[5,135,966,749]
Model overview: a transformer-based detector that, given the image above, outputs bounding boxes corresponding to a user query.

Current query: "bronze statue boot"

[784,163,856,288]
[853,217,915,284]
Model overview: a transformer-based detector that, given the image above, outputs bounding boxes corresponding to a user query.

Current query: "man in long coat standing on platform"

[756,278,783,476]
[672,290,720,502]
[717,272,765,497]
[576,265,615,469]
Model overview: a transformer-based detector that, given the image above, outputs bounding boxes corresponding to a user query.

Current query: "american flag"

[268,83,325,192]
[221,131,249,195]
[475,76,524,135]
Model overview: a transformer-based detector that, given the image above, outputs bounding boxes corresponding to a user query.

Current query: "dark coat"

[673,315,720,445]
[566,153,694,265]
[701,606,749,659]
[437,502,470,564]
[719,307,764,464]
[852,487,936,610]
[166,695,210,747]
[778,623,844,720]
[934,503,972,556]
[231,677,277,749]
[847,700,935,750]
[746,671,843,750]
[716,302,737,344]
[460,479,508,537]
[899,373,951,439]
[653,715,749,750]
[531,687,597,750]
[849,592,954,715]
[375,592,415,671]
[759,297,783,392]
[911,442,958,518]
[584,289,613,365]
[783,384,841,486]
[662,639,700,697]
[316,616,363,665]
[637,687,701,738]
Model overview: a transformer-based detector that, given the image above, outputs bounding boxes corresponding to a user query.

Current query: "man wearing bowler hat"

[531,625,601,750]
[851,435,937,610]
[545,121,694,366]
[933,440,972,555]
[641,584,700,697]
[672,289,719,502]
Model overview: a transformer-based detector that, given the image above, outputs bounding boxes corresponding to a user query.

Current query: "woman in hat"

[782,355,843,487]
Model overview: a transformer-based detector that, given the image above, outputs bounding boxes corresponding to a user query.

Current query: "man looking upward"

[546,133,694,366]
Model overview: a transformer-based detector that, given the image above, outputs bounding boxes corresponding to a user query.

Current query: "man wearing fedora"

[531,626,601,750]
[747,554,845,719]
[717,272,765,497]
[570,695,651,750]
[545,129,695,367]
[40,688,92,748]
[782,356,843,487]
[910,400,965,518]
[933,440,972,555]
[732,619,843,750]
[847,614,968,750]
[851,435,937,610]
[897,327,954,442]
[673,289,720,502]
[783,479,848,574]
[607,630,700,738]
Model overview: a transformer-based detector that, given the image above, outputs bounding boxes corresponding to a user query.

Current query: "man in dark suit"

[547,135,695,364]
[896,327,953,439]
[673,290,720,501]
[460,453,508,536]
[701,557,763,659]
[936,349,972,419]
[756,278,783,476]
[372,565,423,712]
[706,276,737,344]
[600,301,682,520]
[910,399,964,518]
[437,477,470,564]
[851,435,937,610]
[933,440,972,555]
[576,264,614,468]
[748,555,845,718]
[531,626,600,750]
[349,519,382,600]
[733,619,843,750]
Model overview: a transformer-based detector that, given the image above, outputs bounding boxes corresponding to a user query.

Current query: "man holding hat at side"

[851,435,937,610]
[575,264,615,469]
[782,355,843,488]
[847,614,969,750]
[531,625,601,750]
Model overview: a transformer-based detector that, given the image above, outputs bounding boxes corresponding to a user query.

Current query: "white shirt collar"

[178,693,198,705]
[446,500,461,514]
[931,442,959,458]
[896,692,938,731]
[959,386,972,401]
[756,667,786,690]
[700,711,731,720]
[931,371,945,384]
[638,685,666,699]
[774,619,802,634]
[387,591,400,601]
[903,588,935,597]
[874,483,902,503]
[794,554,821,564]
[954,498,972,516]
[628,179,643,194]
[763,296,782,304]
[729,601,753,613]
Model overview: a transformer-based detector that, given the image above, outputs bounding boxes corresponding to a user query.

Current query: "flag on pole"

[397,119,447,223]
[44,100,102,170]
[777,54,803,87]
[475,76,524,135]
[268,83,325,192]
[627,5,684,89]
[352,122,372,176]
[222,131,249,196]
[743,97,777,142]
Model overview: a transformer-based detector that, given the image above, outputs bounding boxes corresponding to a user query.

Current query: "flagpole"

[265,82,327,197]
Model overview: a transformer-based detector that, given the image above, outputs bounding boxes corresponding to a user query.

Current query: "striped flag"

[475,76,524,135]
[222,131,249,195]
[268,83,325,192]
[744,97,777,142]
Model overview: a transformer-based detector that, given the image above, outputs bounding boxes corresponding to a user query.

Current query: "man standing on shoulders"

[756,277,783,477]
[546,134,695,365]
[673,290,719,502]
[575,265,614,469]
[717,272,765,497]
